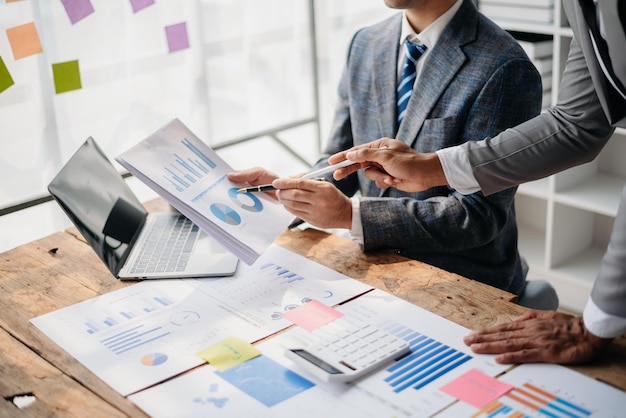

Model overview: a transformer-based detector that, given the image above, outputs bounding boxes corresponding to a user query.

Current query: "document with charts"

[129,289,511,418]
[30,245,372,396]
[116,118,292,265]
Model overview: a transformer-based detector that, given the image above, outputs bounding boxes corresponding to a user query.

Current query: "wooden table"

[2,201,625,417]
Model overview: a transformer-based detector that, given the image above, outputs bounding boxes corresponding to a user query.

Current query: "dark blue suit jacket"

[318,0,542,294]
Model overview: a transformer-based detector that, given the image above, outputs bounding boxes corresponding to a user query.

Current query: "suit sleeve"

[314,33,361,197]
[466,37,615,195]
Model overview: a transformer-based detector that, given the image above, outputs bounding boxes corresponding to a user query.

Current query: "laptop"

[48,137,239,280]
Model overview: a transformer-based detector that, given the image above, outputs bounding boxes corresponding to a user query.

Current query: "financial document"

[128,289,511,417]
[30,245,371,396]
[116,118,292,264]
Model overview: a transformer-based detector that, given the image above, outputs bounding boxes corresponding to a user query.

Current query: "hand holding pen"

[236,159,355,193]
[229,159,357,230]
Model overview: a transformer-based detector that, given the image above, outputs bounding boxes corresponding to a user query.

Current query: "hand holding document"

[116,118,292,265]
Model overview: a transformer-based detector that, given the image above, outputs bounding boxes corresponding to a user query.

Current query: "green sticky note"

[195,336,261,371]
[0,57,15,94]
[52,60,82,94]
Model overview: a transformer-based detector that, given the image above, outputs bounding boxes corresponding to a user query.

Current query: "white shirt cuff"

[349,197,364,245]
[436,147,480,195]
[583,298,626,338]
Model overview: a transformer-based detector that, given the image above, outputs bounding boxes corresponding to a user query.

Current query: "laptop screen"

[48,137,147,276]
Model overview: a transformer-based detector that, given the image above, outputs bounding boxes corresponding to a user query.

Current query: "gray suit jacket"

[319,0,542,294]
[464,0,626,319]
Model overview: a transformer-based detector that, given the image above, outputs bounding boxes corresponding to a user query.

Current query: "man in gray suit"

[331,0,626,364]
[231,0,543,297]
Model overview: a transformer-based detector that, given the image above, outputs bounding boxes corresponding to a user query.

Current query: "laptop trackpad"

[187,232,239,276]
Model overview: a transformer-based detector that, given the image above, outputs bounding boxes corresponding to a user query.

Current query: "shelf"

[517,178,551,198]
[553,173,625,217]
[518,224,546,268]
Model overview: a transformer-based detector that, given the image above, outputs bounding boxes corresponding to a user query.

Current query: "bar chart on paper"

[437,363,626,418]
[164,138,217,192]
[474,383,593,418]
[381,323,473,393]
[337,292,509,418]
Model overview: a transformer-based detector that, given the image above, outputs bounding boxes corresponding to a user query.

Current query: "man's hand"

[463,310,612,364]
[327,138,447,192]
[271,177,352,229]
[227,167,280,200]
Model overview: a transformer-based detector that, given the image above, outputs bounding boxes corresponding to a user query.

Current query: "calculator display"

[288,349,344,375]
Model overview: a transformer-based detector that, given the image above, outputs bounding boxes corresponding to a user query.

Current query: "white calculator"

[284,314,411,383]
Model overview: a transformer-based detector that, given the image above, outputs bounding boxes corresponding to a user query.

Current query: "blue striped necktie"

[397,40,426,124]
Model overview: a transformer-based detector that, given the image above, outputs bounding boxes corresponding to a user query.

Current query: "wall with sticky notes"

[0,0,392,252]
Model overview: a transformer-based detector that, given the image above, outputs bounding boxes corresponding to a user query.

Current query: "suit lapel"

[396,43,466,146]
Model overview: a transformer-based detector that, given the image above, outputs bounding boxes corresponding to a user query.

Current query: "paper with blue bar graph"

[116,118,292,265]
[30,244,371,396]
[128,289,511,417]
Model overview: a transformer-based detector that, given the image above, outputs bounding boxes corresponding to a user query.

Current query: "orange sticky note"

[281,299,343,331]
[6,22,43,60]
[440,369,514,408]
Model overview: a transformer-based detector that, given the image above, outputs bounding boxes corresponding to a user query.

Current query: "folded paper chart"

[116,118,292,264]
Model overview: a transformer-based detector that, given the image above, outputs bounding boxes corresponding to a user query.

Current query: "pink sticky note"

[129,0,155,13]
[165,22,189,53]
[61,0,95,25]
[281,300,343,331]
[439,369,514,408]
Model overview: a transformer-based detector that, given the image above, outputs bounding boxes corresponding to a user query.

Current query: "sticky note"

[0,57,15,94]
[195,336,261,371]
[60,0,95,25]
[281,299,343,331]
[129,0,155,13]
[165,22,189,53]
[439,368,514,408]
[52,60,82,94]
[6,22,43,60]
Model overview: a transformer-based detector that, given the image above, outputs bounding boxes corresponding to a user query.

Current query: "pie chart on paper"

[210,203,241,226]
[141,352,168,366]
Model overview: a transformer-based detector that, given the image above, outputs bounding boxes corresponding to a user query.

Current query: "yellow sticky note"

[6,22,43,60]
[195,336,261,371]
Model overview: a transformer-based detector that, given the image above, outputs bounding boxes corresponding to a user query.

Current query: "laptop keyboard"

[129,215,199,274]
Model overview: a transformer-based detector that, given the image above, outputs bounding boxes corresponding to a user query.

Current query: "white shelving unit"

[480,0,626,312]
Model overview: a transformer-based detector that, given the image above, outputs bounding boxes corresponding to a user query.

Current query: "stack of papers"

[116,118,292,264]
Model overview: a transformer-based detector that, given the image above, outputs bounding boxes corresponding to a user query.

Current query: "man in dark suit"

[230,0,543,297]
[330,0,626,364]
